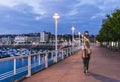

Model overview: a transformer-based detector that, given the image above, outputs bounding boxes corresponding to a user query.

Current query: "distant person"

[82,37,92,74]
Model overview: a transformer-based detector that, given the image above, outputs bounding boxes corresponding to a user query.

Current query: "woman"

[82,39,92,74]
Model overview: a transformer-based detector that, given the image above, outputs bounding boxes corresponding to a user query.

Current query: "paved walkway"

[22,46,120,82]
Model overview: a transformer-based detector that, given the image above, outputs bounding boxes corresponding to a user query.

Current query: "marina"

[0,44,71,59]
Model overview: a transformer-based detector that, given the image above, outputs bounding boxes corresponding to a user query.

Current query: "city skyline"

[0,0,120,35]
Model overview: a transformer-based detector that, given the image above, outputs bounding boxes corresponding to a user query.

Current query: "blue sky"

[0,0,120,35]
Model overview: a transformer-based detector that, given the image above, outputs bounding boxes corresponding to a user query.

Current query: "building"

[14,36,28,44]
[0,37,2,45]
[1,36,12,45]
[27,36,40,44]
[40,32,50,43]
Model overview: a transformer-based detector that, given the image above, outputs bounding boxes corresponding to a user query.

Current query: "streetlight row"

[53,13,83,62]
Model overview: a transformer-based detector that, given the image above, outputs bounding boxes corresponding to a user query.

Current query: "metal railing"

[0,46,81,82]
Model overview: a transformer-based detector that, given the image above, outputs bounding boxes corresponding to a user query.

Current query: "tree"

[97,9,120,42]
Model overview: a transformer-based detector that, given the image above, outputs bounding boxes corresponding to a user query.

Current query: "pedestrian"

[82,37,92,74]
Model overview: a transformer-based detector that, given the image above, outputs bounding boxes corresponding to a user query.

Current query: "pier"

[0,46,80,82]
[0,46,120,82]
[22,46,120,82]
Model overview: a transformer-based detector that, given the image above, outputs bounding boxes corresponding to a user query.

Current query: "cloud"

[0,0,45,15]
[35,16,42,21]
[75,0,103,7]
[0,0,17,7]
[0,0,120,35]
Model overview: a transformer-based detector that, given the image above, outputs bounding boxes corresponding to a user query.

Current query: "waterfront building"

[1,36,12,45]
[27,36,40,44]
[40,32,49,43]
[14,36,28,44]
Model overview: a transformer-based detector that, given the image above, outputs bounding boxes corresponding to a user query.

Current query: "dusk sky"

[0,0,120,35]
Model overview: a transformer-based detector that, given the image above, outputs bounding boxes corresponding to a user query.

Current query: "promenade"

[22,46,120,82]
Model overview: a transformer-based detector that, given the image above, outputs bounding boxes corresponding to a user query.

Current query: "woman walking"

[82,38,92,74]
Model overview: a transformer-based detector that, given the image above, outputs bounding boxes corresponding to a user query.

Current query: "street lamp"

[78,32,81,47]
[71,26,75,47]
[53,13,60,63]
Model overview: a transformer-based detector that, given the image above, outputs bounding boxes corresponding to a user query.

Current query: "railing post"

[69,48,71,55]
[51,51,54,60]
[45,53,48,68]
[55,50,58,63]
[38,54,41,65]
[66,49,68,57]
[72,47,74,54]
[62,50,64,59]
[68,48,70,56]
[42,55,45,63]
[70,47,72,55]
[27,55,31,77]
[14,58,16,75]
[54,50,57,63]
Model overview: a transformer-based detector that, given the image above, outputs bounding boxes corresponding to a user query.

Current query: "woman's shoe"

[84,70,88,74]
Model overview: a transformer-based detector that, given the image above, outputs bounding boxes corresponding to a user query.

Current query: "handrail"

[0,46,81,82]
